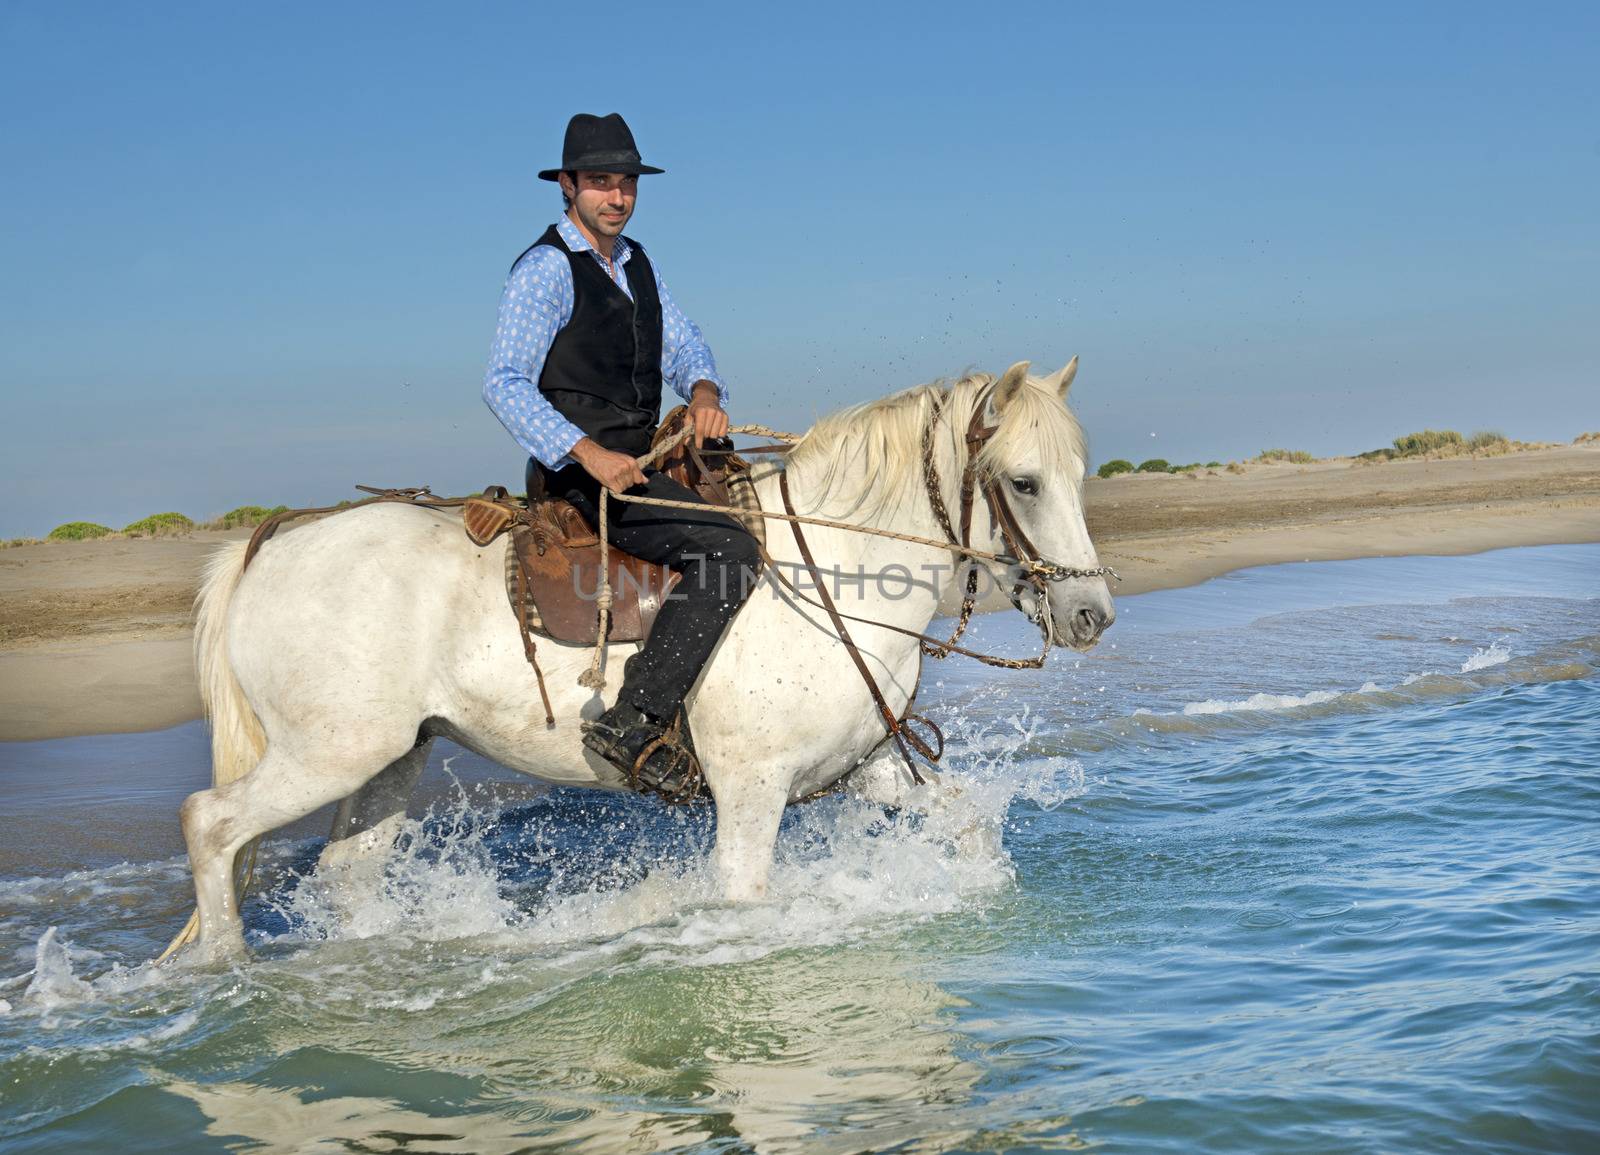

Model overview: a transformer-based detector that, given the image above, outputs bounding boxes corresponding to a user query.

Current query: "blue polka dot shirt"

[483,215,729,469]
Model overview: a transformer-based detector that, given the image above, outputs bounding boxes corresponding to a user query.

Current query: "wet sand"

[3,446,1597,741]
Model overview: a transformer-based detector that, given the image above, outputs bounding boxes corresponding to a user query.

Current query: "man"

[483,112,760,792]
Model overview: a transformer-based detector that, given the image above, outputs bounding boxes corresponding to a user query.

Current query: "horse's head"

[965,359,1115,650]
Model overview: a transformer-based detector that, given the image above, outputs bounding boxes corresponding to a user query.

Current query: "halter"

[920,383,1118,655]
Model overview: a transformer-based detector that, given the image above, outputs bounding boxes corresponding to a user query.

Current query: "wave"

[1177,645,1519,717]
[1174,646,1513,718]
[1110,645,1594,744]
[1180,686,1375,716]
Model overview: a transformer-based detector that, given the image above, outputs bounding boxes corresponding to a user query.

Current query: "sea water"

[1,544,1596,1153]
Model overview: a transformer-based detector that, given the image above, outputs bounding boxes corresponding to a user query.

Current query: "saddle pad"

[503,532,544,636]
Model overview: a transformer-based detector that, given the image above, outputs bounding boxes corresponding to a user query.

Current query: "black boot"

[581,702,703,801]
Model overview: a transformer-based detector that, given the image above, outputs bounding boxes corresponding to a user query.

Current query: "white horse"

[177,359,1114,958]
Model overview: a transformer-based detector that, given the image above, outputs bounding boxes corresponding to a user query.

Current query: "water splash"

[20,927,90,1010]
[1460,640,1511,672]
[214,720,1059,972]
[263,788,523,947]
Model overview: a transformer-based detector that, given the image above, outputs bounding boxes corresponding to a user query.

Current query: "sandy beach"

[3,445,1597,743]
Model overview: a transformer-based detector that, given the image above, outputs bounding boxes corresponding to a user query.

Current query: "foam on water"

[1182,688,1352,715]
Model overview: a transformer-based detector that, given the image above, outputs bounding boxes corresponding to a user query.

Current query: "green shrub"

[1254,448,1315,464]
[122,511,194,538]
[1392,429,1462,457]
[1096,459,1134,479]
[46,521,114,541]
[1466,430,1507,451]
[1136,458,1170,473]
[1205,461,1221,468]
[1168,462,1204,473]
[210,504,289,530]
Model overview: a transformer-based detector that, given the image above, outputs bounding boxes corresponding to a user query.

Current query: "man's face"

[562,170,638,241]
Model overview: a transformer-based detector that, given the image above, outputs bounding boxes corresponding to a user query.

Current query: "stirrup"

[581,710,706,804]
[629,726,706,804]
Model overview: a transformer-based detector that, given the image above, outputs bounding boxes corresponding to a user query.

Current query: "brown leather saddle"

[462,406,765,647]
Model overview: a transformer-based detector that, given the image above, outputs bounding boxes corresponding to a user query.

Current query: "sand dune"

[3,445,1597,741]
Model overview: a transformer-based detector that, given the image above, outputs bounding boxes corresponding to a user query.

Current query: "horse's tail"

[194,540,267,788]
[157,540,265,962]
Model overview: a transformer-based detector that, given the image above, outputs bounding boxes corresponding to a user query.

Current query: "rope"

[607,480,1059,569]
[577,426,699,690]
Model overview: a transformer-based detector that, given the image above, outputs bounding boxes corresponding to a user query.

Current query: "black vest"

[521,224,664,458]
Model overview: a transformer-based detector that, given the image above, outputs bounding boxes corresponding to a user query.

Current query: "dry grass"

[1253,448,1316,464]
[1359,428,1557,462]
[1392,429,1464,456]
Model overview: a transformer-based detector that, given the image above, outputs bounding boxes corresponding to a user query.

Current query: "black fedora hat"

[538,113,665,181]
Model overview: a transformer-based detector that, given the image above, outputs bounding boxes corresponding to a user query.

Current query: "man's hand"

[572,438,648,492]
[687,380,729,447]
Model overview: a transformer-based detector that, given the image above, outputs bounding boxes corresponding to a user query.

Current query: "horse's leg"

[180,740,401,957]
[319,736,432,871]
[708,774,790,902]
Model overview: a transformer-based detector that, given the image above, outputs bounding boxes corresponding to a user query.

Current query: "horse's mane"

[784,370,1087,520]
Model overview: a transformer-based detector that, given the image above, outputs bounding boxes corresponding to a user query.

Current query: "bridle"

[919,383,1119,656]
[767,380,1118,787]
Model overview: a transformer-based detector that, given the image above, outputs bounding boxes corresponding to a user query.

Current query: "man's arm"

[655,269,730,445]
[482,247,588,469]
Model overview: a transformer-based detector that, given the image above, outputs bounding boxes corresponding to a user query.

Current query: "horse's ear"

[1044,356,1078,399]
[991,361,1031,416]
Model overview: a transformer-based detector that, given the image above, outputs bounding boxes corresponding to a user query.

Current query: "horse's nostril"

[1074,606,1101,637]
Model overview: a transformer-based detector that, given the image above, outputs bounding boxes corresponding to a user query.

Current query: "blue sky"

[1,1,1595,537]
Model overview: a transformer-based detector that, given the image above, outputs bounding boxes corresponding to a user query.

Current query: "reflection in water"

[165,943,987,1154]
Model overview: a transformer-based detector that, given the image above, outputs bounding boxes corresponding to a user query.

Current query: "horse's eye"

[1011,476,1038,496]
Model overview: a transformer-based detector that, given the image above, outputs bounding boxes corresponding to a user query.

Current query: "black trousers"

[530,459,762,721]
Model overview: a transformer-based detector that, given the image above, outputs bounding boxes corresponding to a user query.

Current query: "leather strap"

[514,552,556,727]
[780,471,934,785]
[244,486,475,569]
[920,392,980,659]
